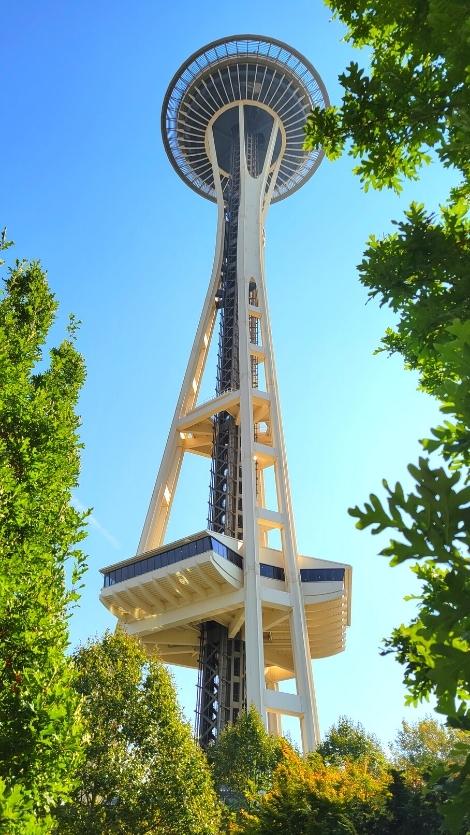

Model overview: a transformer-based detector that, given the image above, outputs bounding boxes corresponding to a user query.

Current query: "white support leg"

[137,130,226,555]
[256,228,320,750]
[237,104,269,721]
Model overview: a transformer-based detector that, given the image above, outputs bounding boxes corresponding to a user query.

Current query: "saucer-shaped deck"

[162,35,329,203]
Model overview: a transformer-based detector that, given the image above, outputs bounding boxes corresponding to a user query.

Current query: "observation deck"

[100,531,351,681]
[162,34,329,203]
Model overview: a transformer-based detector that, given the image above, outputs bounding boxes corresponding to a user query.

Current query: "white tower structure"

[100,35,352,753]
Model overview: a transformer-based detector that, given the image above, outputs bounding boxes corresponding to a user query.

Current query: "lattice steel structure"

[100,35,352,753]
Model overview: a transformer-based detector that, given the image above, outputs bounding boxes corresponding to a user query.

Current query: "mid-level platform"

[100,530,351,682]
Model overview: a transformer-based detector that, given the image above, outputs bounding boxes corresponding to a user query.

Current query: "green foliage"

[382,769,445,835]
[303,0,470,828]
[0,238,87,831]
[304,0,470,190]
[56,630,221,835]
[237,739,390,834]
[391,717,466,776]
[348,196,470,755]
[316,716,387,776]
[217,713,469,833]
[209,705,282,805]
[382,717,470,834]
[358,198,470,472]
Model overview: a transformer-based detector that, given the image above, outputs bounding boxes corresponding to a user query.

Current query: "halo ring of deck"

[161,34,329,203]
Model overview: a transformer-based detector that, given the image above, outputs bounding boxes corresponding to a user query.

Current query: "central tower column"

[235,104,280,724]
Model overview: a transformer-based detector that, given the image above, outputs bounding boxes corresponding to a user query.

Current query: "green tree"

[0,237,87,833]
[304,0,469,192]
[304,1,470,829]
[317,716,387,776]
[56,630,221,835]
[382,769,445,835]
[238,740,390,835]
[209,705,282,802]
[391,717,465,777]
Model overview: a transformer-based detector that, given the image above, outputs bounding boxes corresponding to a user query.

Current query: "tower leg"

[266,681,282,737]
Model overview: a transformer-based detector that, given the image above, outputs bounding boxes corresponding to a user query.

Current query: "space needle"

[100,35,352,752]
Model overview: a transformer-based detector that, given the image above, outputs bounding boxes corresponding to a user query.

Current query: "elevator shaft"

[208,126,242,541]
[196,120,263,748]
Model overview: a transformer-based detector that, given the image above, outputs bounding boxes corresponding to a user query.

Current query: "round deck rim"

[161,34,329,203]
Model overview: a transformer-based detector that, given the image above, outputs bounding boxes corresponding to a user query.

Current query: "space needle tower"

[100,35,352,752]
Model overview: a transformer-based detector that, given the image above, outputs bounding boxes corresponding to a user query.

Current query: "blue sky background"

[2,1,456,748]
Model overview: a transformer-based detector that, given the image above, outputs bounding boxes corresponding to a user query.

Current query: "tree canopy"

[316,716,387,776]
[209,705,282,802]
[238,739,390,835]
[391,716,465,777]
[0,237,87,833]
[56,630,221,835]
[304,0,469,192]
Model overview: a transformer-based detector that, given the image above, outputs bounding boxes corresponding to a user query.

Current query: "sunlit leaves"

[304,0,470,189]
[56,631,221,835]
[209,705,282,805]
[317,716,388,777]
[350,459,469,562]
[0,242,87,831]
[238,739,391,834]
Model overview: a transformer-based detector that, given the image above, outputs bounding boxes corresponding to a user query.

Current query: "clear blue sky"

[2,1,455,748]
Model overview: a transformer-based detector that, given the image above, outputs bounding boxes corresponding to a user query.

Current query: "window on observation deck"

[102,534,243,587]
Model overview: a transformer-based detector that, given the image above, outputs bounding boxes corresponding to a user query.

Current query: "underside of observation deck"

[162,34,329,203]
[100,530,352,677]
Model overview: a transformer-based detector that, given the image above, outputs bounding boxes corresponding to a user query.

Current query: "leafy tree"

[209,705,282,802]
[304,1,470,828]
[391,717,466,777]
[380,717,467,835]
[0,237,87,832]
[55,630,221,835]
[382,769,445,835]
[317,716,387,776]
[304,0,469,192]
[238,740,390,834]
